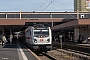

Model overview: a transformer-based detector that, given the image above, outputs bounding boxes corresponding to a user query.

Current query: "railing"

[0,12,90,19]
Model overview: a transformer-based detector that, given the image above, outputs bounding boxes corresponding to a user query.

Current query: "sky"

[0,0,74,12]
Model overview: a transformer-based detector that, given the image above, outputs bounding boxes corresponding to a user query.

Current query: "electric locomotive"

[25,25,52,53]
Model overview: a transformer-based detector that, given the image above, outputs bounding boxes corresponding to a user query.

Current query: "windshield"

[34,30,49,37]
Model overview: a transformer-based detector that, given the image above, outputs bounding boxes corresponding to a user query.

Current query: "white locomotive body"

[25,26,52,52]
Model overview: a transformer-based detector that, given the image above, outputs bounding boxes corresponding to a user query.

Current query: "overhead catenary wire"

[34,1,47,12]
[24,0,47,18]
[41,0,55,12]
[35,0,55,12]
[34,3,45,11]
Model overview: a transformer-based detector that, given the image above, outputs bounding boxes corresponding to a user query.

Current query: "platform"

[0,41,40,60]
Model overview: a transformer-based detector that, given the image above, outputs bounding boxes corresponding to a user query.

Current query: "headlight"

[47,39,50,43]
[34,39,37,43]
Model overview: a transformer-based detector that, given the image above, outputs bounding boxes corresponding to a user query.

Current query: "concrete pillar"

[20,11,22,20]
[77,10,79,19]
[52,21,53,27]
[6,13,7,19]
[86,26,88,43]
[79,26,89,43]
[74,27,79,42]
[88,26,90,43]
[10,27,12,44]
[0,26,4,42]
[0,26,4,40]
[50,13,52,18]
[2,26,4,35]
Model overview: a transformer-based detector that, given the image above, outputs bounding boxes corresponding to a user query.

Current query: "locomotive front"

[32,27,52,52]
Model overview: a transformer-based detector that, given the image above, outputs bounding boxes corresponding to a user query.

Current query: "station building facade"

[74,0,90,12]
[0,11,90,43]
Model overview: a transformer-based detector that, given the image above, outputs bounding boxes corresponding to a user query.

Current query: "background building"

[74,0,90,12]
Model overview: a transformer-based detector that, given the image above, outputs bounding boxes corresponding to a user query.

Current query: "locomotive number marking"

[40,38,43,42]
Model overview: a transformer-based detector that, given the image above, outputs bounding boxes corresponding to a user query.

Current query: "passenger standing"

[2,35,7,46]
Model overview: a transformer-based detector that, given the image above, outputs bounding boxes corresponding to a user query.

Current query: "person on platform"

[2,35,7,46]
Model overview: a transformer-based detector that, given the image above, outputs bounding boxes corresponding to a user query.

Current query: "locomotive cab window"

[34,30,49,37]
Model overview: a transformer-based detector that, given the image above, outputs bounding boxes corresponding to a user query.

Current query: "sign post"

[59,35,63,56]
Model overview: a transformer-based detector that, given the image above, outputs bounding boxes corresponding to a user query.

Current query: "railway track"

[52,42,90,60]
[64,49,90,56]
[52,42,90,53]
[21,41,75,60]
[38,49,82,60]
[43,53,56,60]
[38,53,56,60]
[20,40,90,60]
[20,41,56,60]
